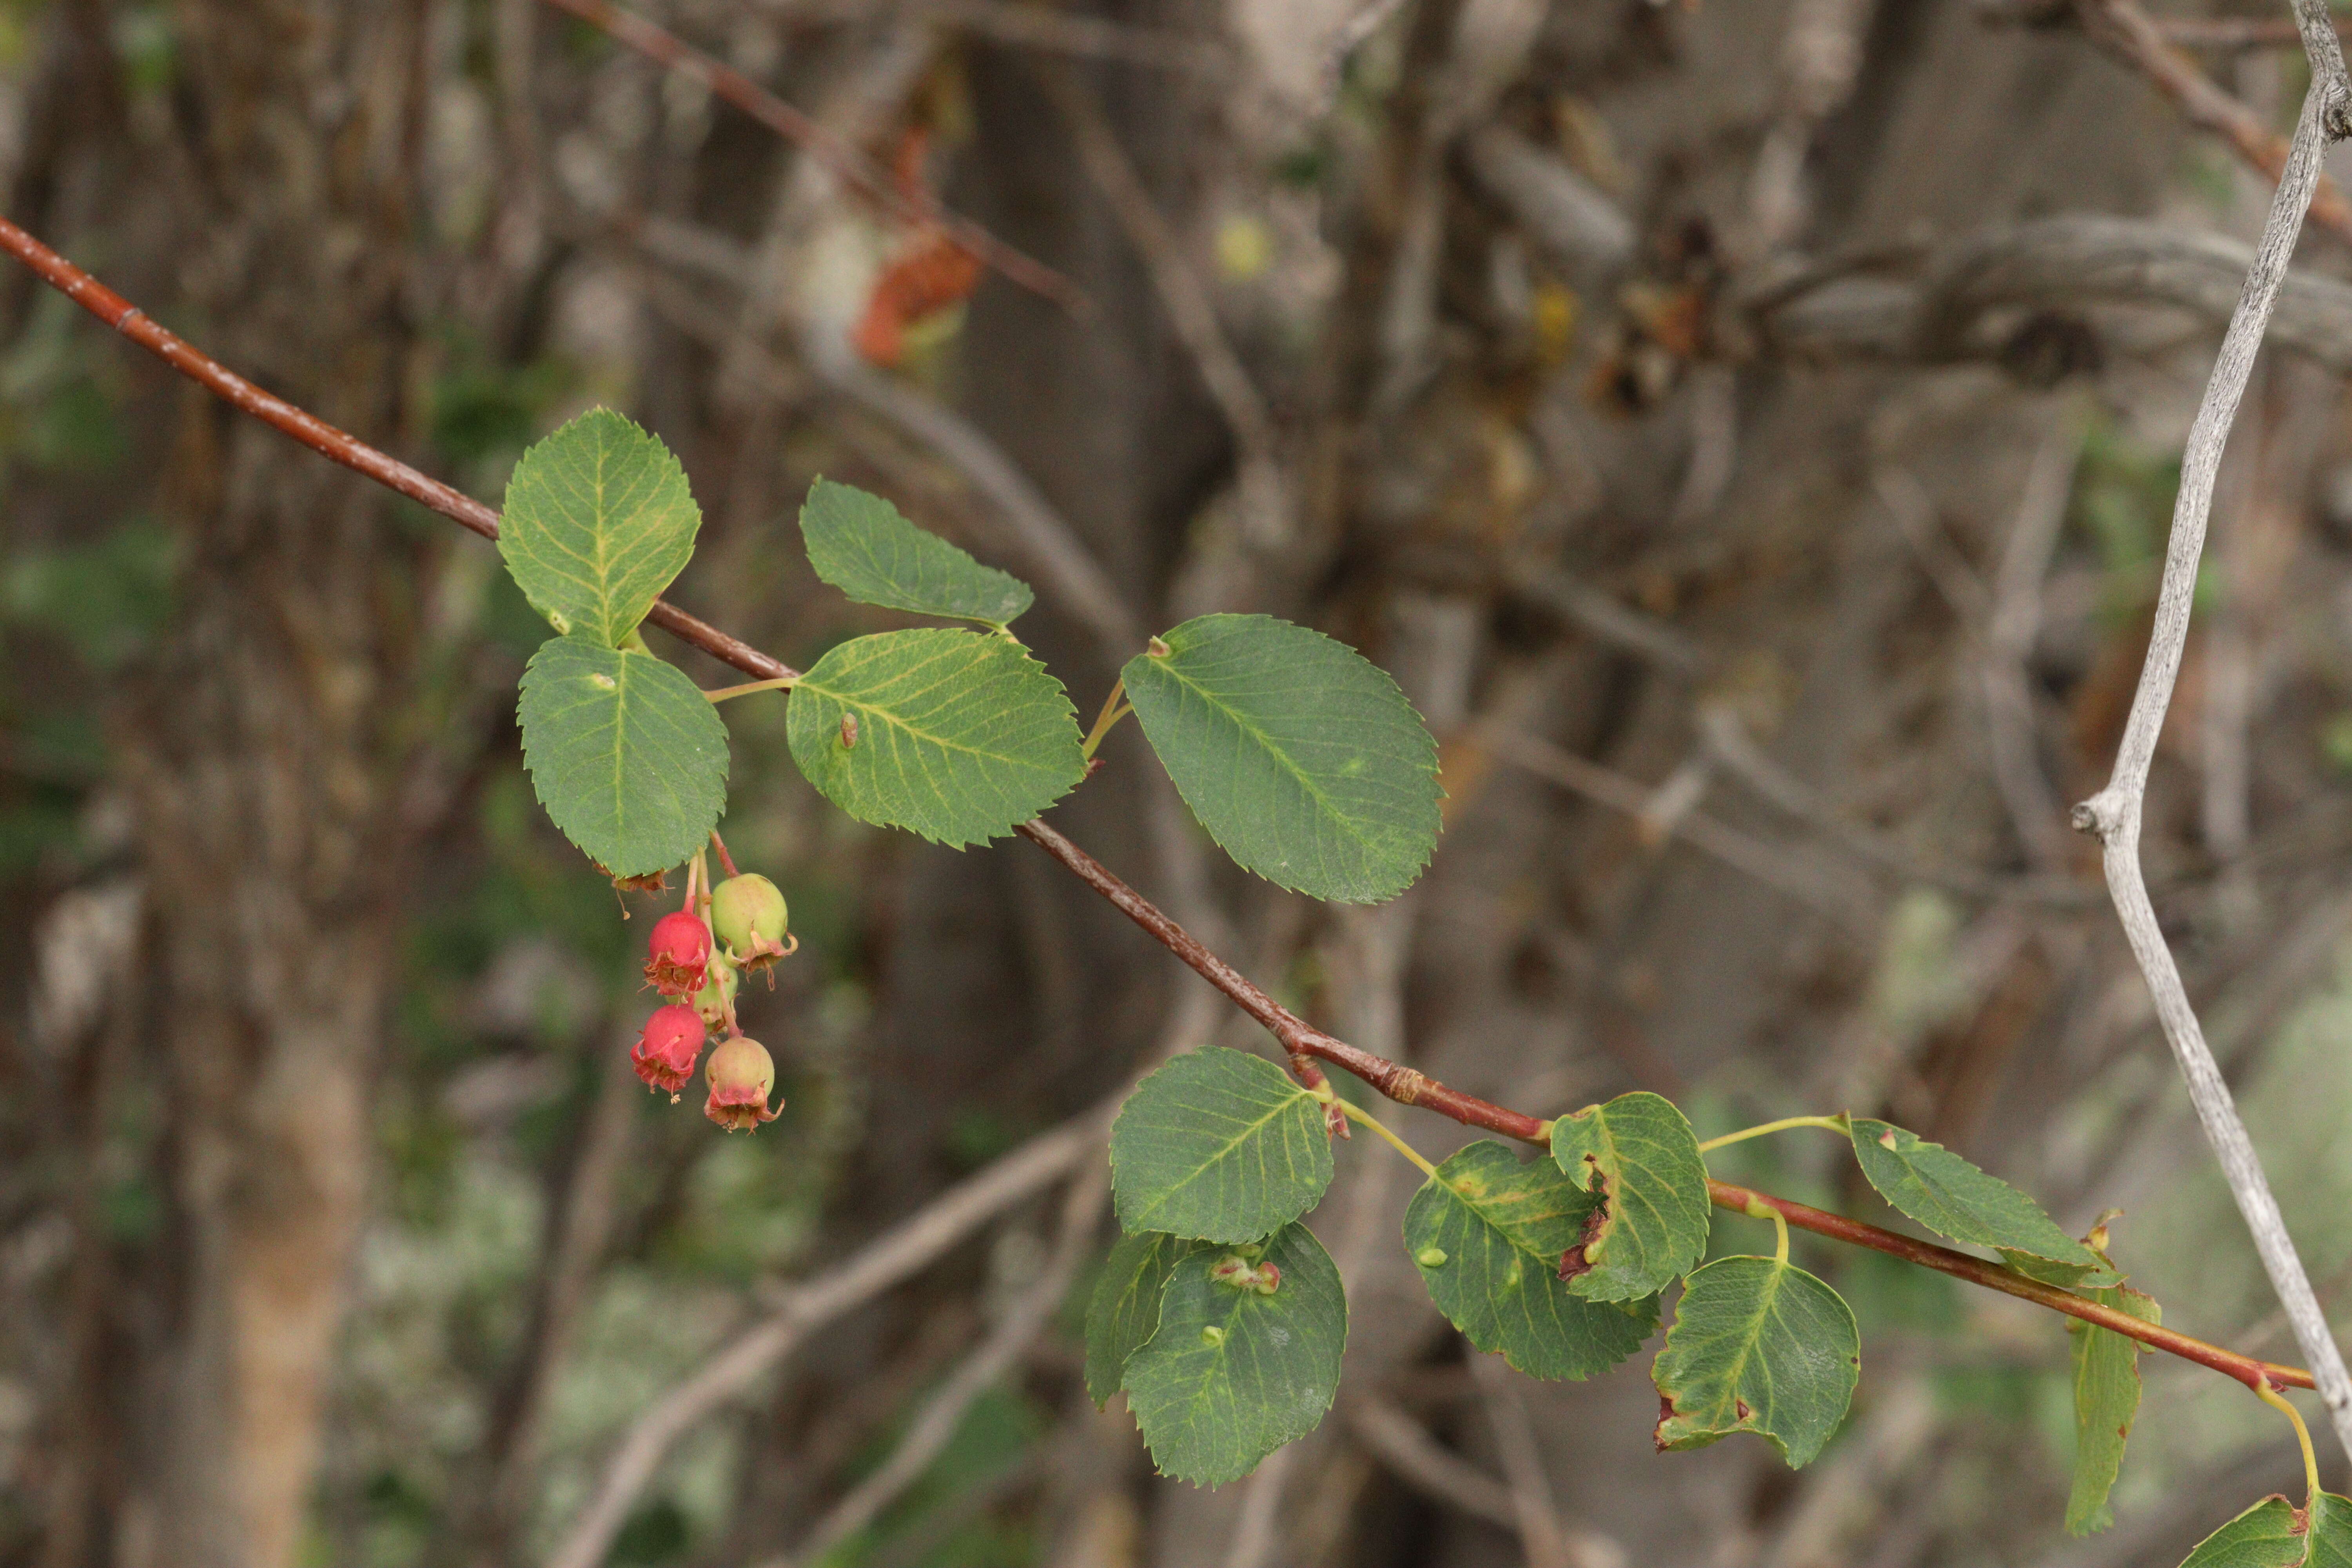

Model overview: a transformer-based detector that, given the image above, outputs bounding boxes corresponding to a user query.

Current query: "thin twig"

[460,1033,642,1559]
[2072,0,2352,246]
[1980,427,2080,869]
[773,1157,1109,1567]
[771,0,1233,76]
[537,0,1091,316]
[1219,1441,1300,1568]
[1468,1354,1580,1568]
[1033,59,1287,543]
[544,1110,1104,1568]
[1509,568,1706,675]
[1344,1395,1520,1532]
[1762,214,2352,371]
[1013,818,1552,1140]
[1695,707,2093,904]
[1485,730,1870,927]
[2292,0,2352,137]
[1715,1178,2314,1392]
[2157,16,2352,51]
[0,213,796,686]
[2071,69,2352,1458]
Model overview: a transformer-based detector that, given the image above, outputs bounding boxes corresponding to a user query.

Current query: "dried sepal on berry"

[644,909,711,998]
[704,1034,780,1132]
[601,864,671,893]
[710,873,793,974]
[631,1004,707,1098]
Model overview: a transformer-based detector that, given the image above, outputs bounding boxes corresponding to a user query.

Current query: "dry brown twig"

[1761,214,2352,371]
[534,0,1092,316]
[543,1111,1106,1568]
[2071,0,2352,246]
[1343,1395,1522,1533]
[767,0,1233,75]
[1031,58,1289,544]
[2070,31,2352,1459]
[768,1157,1111,1568]
[2159,15,2352,51]
[1980,426,2080,870]
[1468,1353,1621,1568]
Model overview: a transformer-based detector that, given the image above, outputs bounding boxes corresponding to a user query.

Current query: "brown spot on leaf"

[1654,1394,1678,1451]
[1735,1398,1753,1422]
[1558,1202,1610,1280]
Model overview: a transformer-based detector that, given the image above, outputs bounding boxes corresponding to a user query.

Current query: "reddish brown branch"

[2074,0,2352,247]
[1713,1179,2312,1392]
[1016,817,1592,1147]
[0,211,2309,1406]
[538,0,1090,318]
[0,215,799,685]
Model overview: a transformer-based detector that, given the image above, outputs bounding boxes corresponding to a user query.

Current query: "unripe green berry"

[711,874,789,962]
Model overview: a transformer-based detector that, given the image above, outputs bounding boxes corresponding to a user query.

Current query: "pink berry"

[644,910,711,998]
[704,1034,780,1132]
[631,1005,706,1096]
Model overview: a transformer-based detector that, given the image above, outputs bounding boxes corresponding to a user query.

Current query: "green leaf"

[1085,1232,1202,1408]
[1849,1119,2120,1287]
[2178,1491,2352,1567]
[1122,614,1441,904]
[799,477,1035,628]
[1653,1256,1860,1468]
[1550,1091,1711,1302]
[1110,1048,1334,1244]
[2067,1282,2161,1535]
[1122,1222,1347,1486]
[517,636,730,879]
[499,408,701,646]
[1404,1141,1658,1381]
[785,628,1084,847]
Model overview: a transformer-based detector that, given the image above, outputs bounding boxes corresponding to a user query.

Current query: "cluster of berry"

[632,867,795,1131]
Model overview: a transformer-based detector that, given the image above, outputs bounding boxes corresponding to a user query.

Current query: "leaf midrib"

[1128,1090,1314,1229]
[1143,651,1399,856]
[1680,1259,1788,1429]
[1862,1125,2099,1272]
[801,645,1067,771]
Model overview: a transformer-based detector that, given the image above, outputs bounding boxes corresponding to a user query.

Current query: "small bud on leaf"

[704,1034,780,1131]
[1416,1247,1448,1269]
[645,910,711,998]
[631,1005,706,1096]
[1199,1325,1226,1347]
